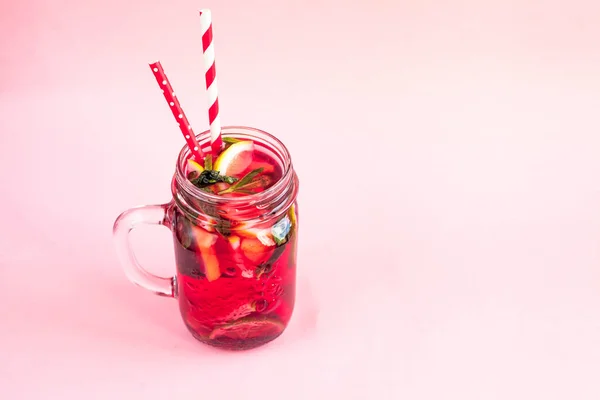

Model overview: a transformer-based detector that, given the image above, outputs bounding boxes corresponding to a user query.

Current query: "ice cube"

[271,216,291,245]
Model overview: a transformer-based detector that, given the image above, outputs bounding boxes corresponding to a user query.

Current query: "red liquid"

[173,142,297,350]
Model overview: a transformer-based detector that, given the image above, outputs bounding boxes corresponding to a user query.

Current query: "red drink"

[114,127,299,351]
[172,135,298,350]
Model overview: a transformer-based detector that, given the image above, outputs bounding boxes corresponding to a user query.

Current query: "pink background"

[2,0,600,398]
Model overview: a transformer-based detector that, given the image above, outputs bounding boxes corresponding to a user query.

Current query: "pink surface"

[2,0,600,398]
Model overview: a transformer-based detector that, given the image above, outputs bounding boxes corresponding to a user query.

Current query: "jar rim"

[174,126,294,205]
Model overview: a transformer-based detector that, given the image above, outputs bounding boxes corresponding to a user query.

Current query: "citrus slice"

[287,205,298,267]
[221,302,257,322]
[213,140,254,176]
[187,158,205,175]
[289,204,297,228]
[227,235,254,278]
[235,227,276,246]
[241,237,274,264]
[234,215,290,246]
[208,317,285,340]
[192,226,221,282]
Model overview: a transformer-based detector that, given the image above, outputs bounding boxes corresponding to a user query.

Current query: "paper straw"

[199,9,223,156]
[149,61,205,161]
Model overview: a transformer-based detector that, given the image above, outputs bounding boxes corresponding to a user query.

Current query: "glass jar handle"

[112,203,175,297]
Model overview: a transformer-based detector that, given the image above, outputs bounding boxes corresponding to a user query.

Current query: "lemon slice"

[213,140,254,176]
[241,237,274,264]
[289,204,297,228]
[234,227,276,246]
[187,158,204,175]
[192,226,221,282]
[208,317,284,340]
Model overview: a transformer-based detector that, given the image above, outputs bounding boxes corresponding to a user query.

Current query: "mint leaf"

[190,170,238,188]
[235,175,272,191]
[222,137,242,144]
[232,188,255,195]
[234,167,264,188]
[220,175,238,185]
[218,167,264,194]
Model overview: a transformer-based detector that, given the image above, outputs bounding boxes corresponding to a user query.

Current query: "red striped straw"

[149,61,205,161]
[199,9,223,156]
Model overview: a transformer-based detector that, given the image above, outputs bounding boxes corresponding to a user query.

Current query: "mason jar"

[113,126,299,350]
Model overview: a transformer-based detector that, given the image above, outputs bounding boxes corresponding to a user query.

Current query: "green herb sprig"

[217,167,264,195]
[189,169,237,188]
[222,137,242,145]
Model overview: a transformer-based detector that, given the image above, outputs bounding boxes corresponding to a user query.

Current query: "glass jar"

[113,126,299,350]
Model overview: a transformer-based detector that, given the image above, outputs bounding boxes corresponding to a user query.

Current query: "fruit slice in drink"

[213,140,254,176]
[227,235,255,278]
[240,237,274,264]
[192,226,221,281]
[187,158,205,175]
[208,317,285,340]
